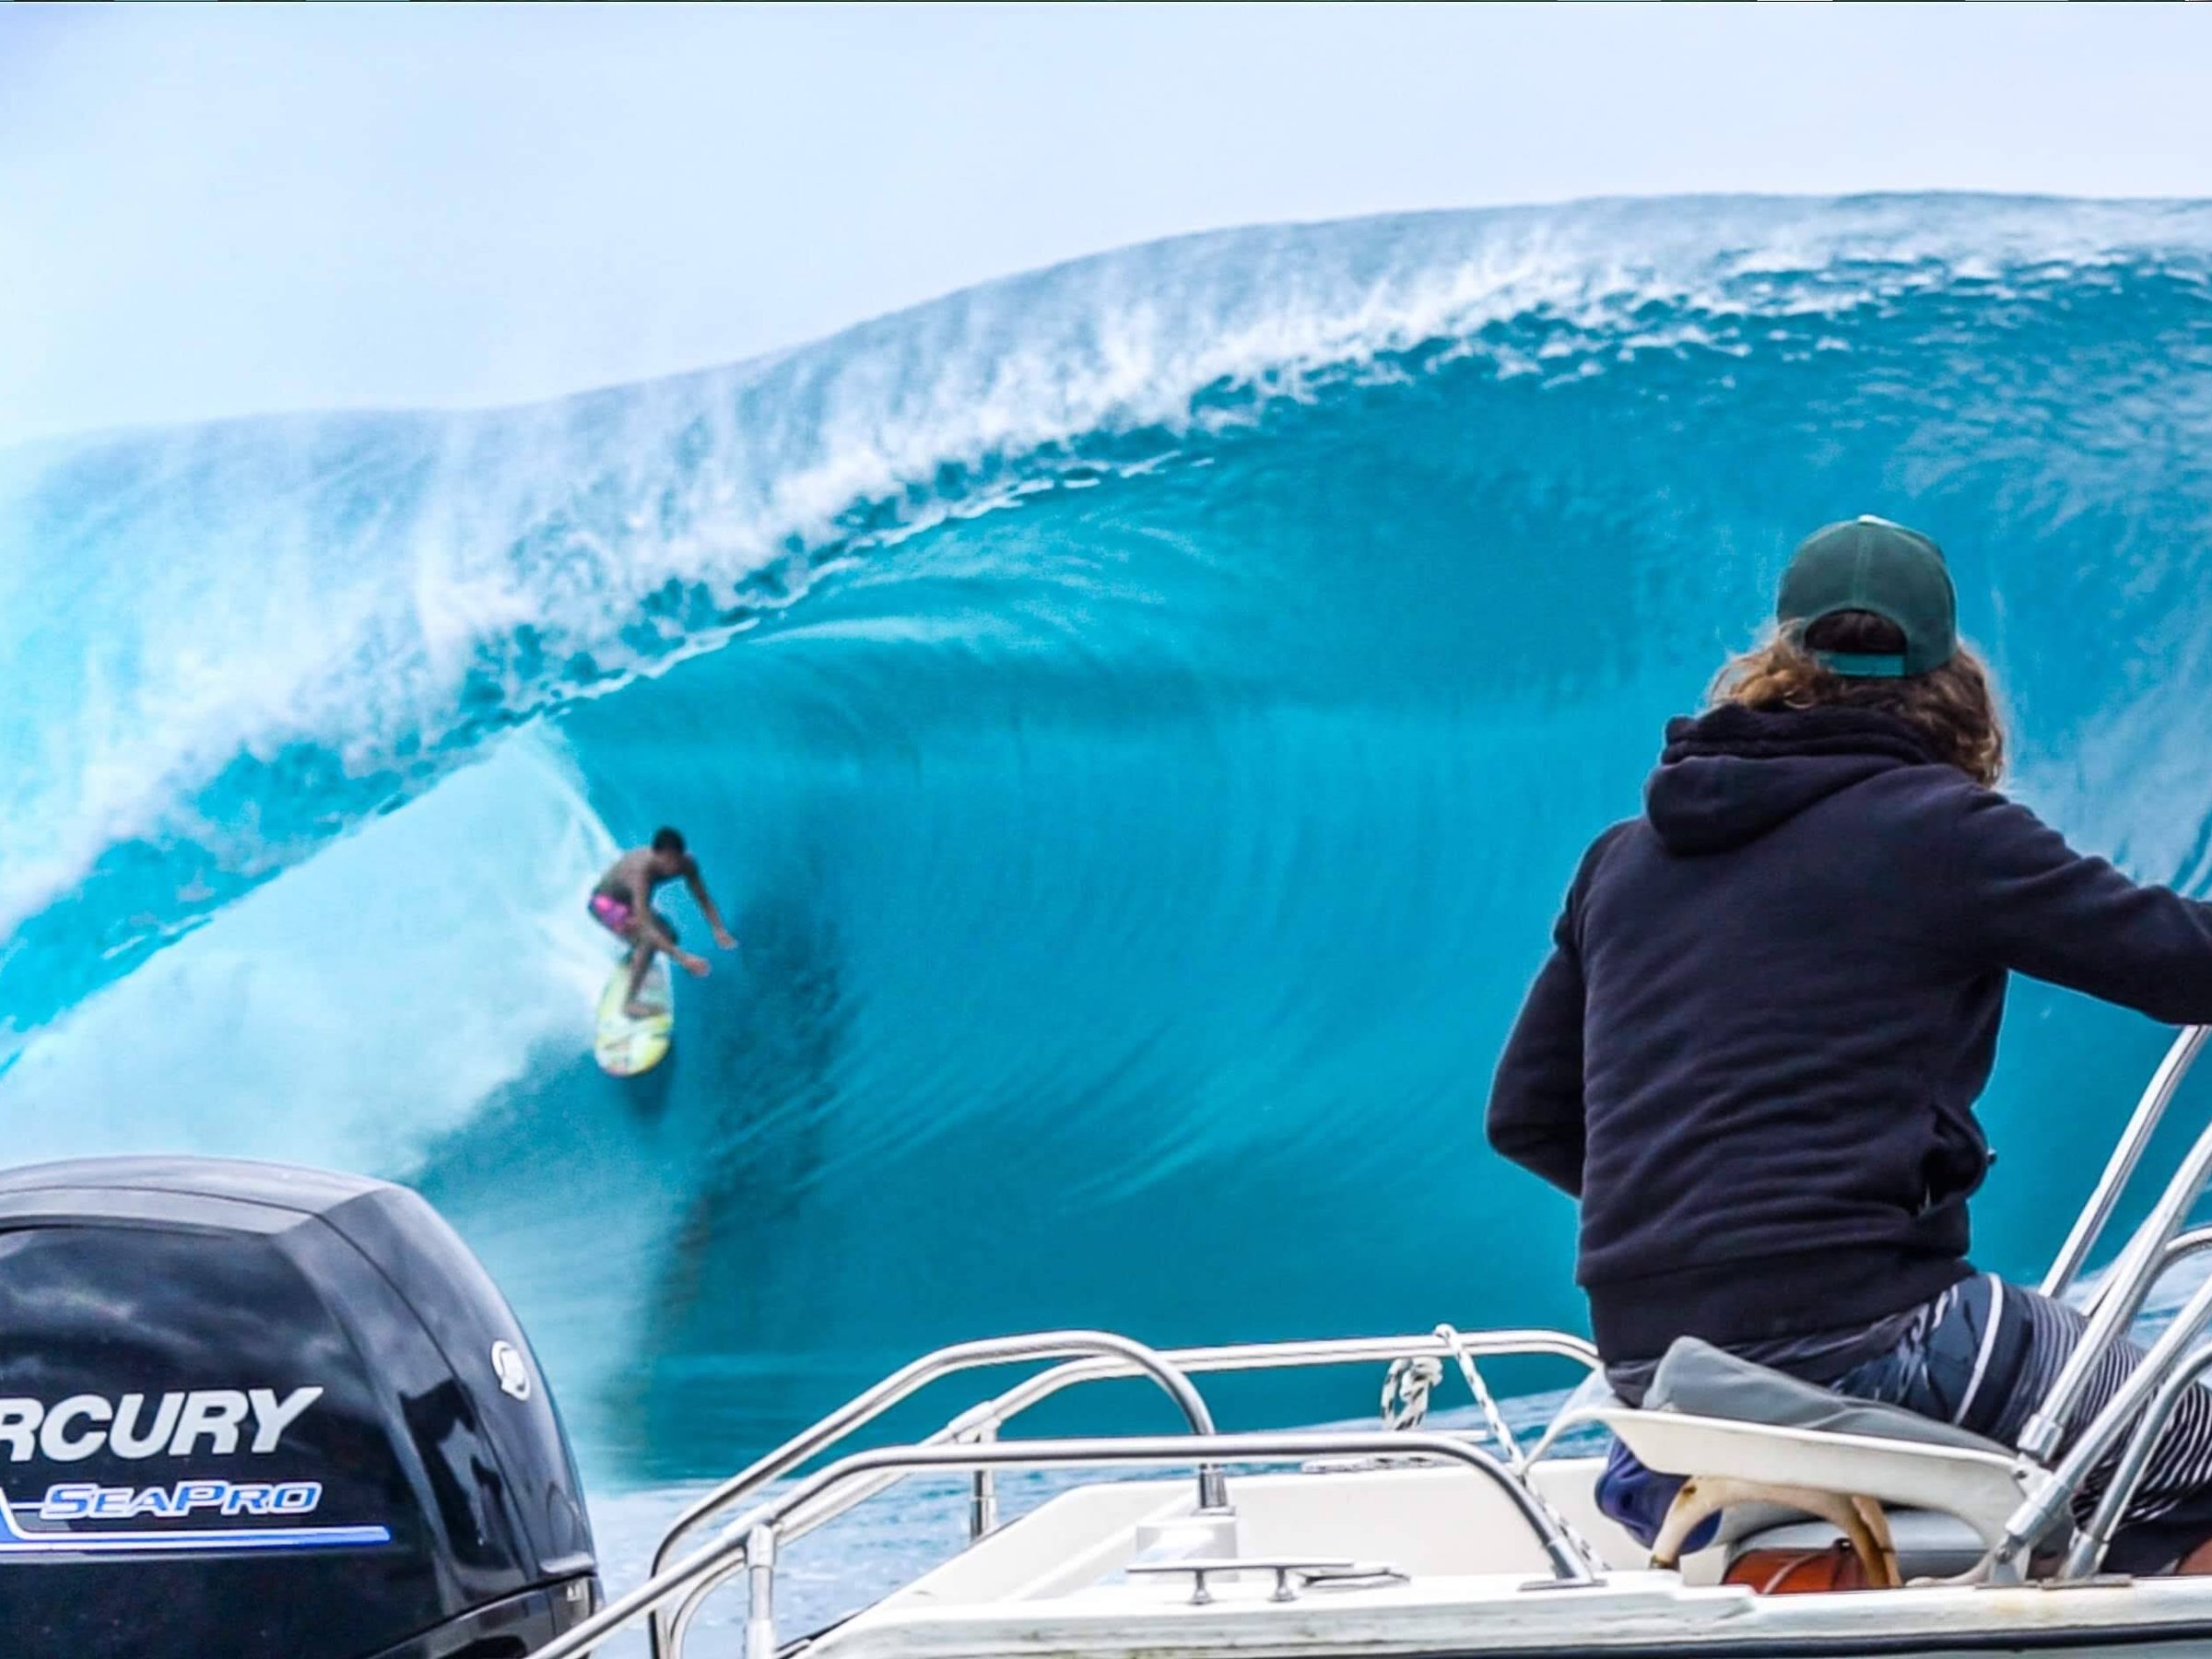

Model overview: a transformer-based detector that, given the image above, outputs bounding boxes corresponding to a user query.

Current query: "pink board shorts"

[589,892,635,935]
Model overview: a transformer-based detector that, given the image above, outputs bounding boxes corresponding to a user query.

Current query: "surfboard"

[594,956,674,1077]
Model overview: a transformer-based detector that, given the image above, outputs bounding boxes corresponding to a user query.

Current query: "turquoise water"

[6,196,2212,1510]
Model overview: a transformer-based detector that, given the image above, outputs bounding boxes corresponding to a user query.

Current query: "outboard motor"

[0,1157,600,1659]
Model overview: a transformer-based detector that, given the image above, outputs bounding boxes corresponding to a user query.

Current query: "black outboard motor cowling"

[0,1157,600,1659]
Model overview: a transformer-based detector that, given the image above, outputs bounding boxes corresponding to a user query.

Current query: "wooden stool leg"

[1651,1478,1723,1570]
[1650,1475,1900,1586]
[1849,1495,1902,1588]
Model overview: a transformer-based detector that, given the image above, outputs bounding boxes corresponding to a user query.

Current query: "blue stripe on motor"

[0,1493,389,1554]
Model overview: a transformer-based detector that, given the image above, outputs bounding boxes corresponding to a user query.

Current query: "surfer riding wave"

[589,828,737,1018]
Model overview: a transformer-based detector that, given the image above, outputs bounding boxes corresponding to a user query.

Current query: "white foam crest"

[5,193,2210,940]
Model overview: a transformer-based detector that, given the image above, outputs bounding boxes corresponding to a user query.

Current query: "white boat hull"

[808,1462,2212,1659]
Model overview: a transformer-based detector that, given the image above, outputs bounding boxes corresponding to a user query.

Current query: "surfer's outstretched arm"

[685,869,738,950]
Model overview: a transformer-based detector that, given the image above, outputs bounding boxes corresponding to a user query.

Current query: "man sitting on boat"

[1488,516,2212,1574]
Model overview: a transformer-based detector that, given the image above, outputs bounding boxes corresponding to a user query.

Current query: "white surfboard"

[594,956,674,1077]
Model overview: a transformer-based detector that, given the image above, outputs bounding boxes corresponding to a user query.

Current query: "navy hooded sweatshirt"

[1488,702,2212,1363]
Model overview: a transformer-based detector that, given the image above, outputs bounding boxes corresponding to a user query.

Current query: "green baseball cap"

[1777,515,1958,678]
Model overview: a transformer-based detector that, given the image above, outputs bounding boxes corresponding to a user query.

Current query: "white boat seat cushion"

[1598,1338,2031,1549]
[1645,1337,2006,1455]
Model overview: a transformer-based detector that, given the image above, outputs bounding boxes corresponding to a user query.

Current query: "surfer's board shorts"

[1598,1273,2212,1573]
[588,893,677,943]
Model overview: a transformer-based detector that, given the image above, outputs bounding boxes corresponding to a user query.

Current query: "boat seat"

[1597,1337,2040,1584]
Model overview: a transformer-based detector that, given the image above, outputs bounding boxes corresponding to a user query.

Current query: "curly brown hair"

[1711,610,2006,787]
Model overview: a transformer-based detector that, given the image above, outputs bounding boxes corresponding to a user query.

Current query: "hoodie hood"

[1644,704,1938,855]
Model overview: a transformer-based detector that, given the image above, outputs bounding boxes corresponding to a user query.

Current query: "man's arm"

[1487,939,1589,1197]
[685,865,738,949]
[1947,788,2212,1025]
[1486,830,1624,1199]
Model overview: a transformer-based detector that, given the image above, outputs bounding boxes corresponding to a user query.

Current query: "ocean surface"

[6,193,2212,1634]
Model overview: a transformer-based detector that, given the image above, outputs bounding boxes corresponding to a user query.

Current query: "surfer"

[589,828,737,1018]
[1488,516,2212,1573]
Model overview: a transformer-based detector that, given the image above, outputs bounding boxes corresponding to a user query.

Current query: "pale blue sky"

[5,3,2210,447]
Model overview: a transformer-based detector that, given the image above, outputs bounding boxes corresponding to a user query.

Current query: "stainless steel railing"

[538,1429,1598,1659]
[2069,1337,2212,1575]
[2041,1027,2210,1304]
[1997,1268,2212,1573]
[2088,1224,2212,1319]
[647,1327,1600,1649]
[947,1328,1598,1538]
[2022,1027,2212,1463]
[1975,1025,2212,1573]
[643,1330,1222,1659]
[652,1330,1596,1574]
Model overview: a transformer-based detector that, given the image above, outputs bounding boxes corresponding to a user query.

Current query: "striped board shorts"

[1601,1274,2212,1574]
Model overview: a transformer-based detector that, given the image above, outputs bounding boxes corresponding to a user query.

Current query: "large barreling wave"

[6,194,2212,1480]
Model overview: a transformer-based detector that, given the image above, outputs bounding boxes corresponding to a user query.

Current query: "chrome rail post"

[2043,1028,2208,1304]
[743,1525,778,1659]
[968,1424,999,1540]
[2065,1342,2212,1578]
[1198,1460,1230,1512]
[532,1429,1596,1659]
[2021,1031,2212,1463]
[1995,1270,2212,1571]
[644,1331,1218,1659]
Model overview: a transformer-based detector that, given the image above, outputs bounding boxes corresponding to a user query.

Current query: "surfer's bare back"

[588,827,738,1018]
